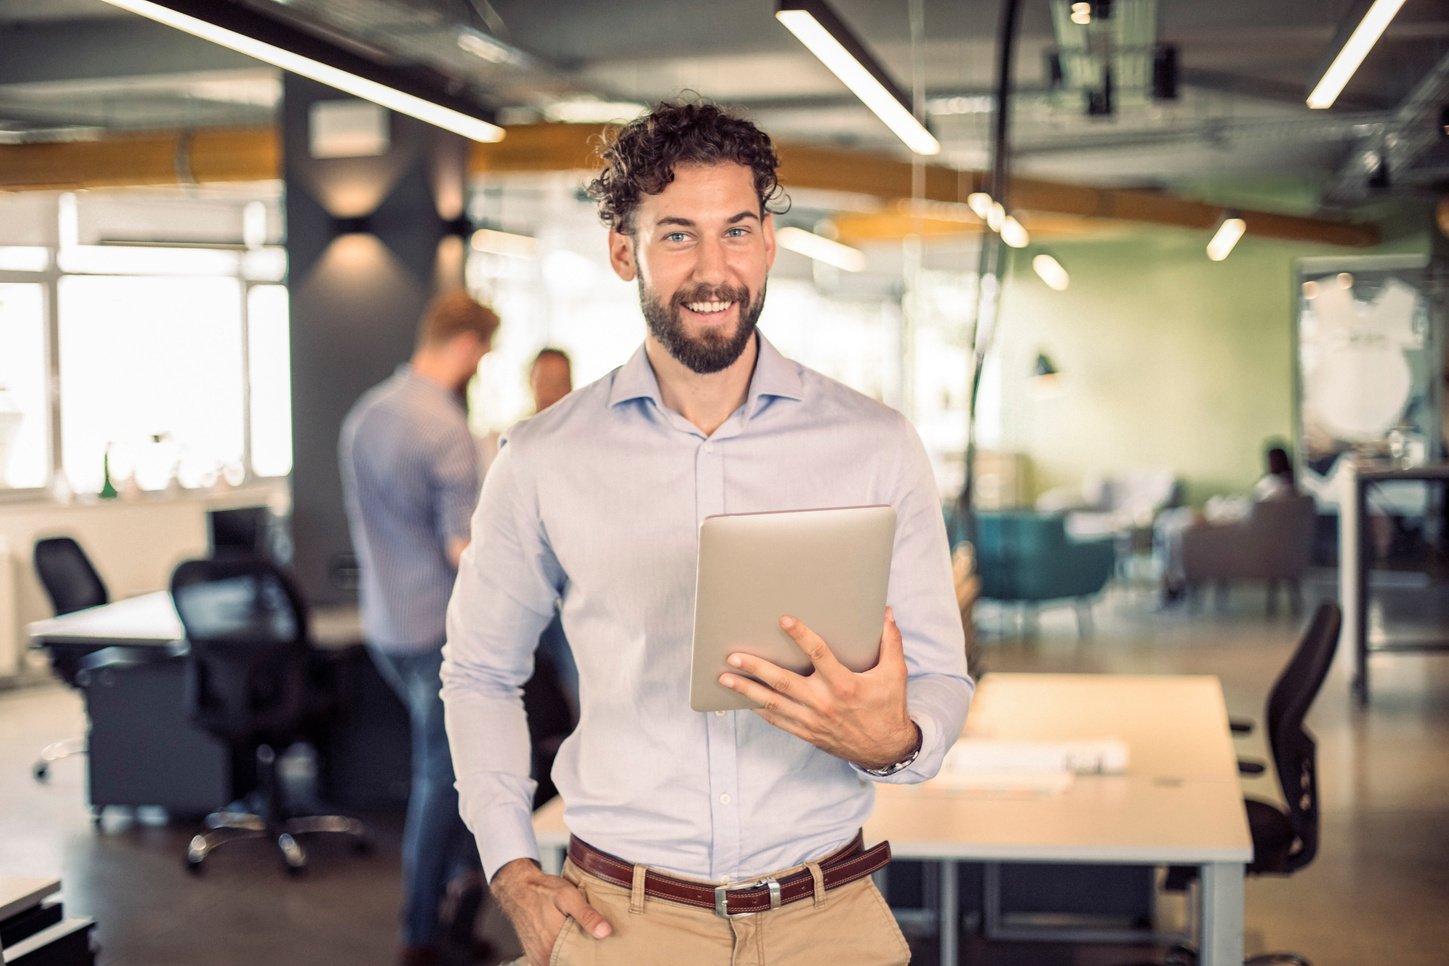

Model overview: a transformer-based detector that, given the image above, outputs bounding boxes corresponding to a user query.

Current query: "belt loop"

[629,862,648,915]
[806,861,827,909]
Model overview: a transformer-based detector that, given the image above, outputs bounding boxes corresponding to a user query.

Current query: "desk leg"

[1198,861,1243,966]
[938,860,958,966]
[1341,463,1369,707]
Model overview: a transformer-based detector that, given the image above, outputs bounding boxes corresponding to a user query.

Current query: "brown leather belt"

[566,832,891,918]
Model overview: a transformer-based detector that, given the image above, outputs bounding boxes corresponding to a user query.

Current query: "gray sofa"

[1181,494,1316,614]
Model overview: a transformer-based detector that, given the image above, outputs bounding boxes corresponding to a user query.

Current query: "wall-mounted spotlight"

[1032,252,1070,291]
[775,0,940,156]
[333,215,373,236]
[98,0,505,142]
[1206,210,1246,261]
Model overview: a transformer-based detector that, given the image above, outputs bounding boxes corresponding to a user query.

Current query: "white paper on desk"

[942,737,1130,777]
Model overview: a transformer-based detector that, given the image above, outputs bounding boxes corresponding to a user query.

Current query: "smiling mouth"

[683,300,734,315]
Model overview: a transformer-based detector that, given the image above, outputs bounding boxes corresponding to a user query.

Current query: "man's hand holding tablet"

[719,607,921,772]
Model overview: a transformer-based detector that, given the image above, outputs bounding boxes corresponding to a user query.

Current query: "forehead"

[634,162,759,227]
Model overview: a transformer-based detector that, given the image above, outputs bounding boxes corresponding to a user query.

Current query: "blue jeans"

[369,646,480,947]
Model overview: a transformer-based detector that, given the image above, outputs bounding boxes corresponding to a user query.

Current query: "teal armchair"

[972,511,1116,635]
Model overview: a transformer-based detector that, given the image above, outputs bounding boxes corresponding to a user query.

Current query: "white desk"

[533,673,1251,966]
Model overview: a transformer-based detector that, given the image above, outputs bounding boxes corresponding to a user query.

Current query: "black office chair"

[32,536,110,781]
[170,557,368,875]
[1149,600,1342,966]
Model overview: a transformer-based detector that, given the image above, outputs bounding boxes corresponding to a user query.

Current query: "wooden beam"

[0,123,1381,247]
[0,128,278,191]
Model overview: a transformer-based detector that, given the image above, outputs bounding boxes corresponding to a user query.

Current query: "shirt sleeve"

[432,422,482,551]
[853,414,974,784]
[441,438,563,879]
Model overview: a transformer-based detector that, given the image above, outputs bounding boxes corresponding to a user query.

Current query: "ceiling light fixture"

[775,226,867,272]
[1206,210,1246,261]
[96,0,505,142]
[1306,0,1407,109]
[470,228,538,259]
[1001,215,1030,249]
[775,0,940,156]
[1032,253,1070,291]
[1070,2,1092,26]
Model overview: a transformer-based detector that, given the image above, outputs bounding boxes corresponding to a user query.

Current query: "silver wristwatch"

[859,723,923,777]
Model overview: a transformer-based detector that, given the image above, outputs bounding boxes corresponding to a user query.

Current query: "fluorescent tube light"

[1206,212,1246,261]
[776,226,867,272]
[1306,0,1407,109]
[776,0,940,156]
[97,0,505,142]
[1032,253,1070,291]
[1001,215,1030,248]
[470,228,538,259]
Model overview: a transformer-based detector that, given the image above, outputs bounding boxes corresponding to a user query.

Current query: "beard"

[639,278,766,375]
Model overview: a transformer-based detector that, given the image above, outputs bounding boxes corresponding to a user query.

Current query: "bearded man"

[441,99,971,966]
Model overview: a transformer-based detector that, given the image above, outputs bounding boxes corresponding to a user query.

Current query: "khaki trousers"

[546,856,911,966]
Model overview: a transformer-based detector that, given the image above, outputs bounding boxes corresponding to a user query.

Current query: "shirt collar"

[398,363,466,411]
[606,333,805,411]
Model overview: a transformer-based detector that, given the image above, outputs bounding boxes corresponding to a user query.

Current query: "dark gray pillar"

[282,74,469,603]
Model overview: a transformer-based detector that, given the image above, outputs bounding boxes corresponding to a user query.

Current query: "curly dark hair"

[585,97,789,234]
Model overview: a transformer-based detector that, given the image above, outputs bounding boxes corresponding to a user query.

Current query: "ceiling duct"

[1046,0,1170,117]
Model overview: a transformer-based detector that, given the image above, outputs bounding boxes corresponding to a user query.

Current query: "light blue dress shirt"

[442,334,973,882]
[340,366,480,652]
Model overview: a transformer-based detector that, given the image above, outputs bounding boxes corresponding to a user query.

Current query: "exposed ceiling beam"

[0,123,1381,246]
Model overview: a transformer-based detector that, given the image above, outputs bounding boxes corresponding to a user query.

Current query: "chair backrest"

[170,557,311,744]
[33,536,109,616]
[1245,493,1317,573]
[1263,600,1342,875]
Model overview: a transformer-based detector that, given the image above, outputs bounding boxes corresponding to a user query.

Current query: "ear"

[608,229,637,282]
[762,212,777,270]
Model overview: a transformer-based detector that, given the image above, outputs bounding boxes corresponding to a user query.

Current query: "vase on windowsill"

[99,444,119,500]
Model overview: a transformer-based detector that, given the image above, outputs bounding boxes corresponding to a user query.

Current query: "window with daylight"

[0,282,50,489]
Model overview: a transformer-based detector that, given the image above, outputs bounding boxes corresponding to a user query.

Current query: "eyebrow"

[654,210,762,230]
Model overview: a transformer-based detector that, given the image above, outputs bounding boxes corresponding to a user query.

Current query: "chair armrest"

[1229,717,1254,735]
[1237,757,1266,776]
[75,642,185,685]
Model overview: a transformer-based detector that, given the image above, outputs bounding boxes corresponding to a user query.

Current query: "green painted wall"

[988,212,1428,508]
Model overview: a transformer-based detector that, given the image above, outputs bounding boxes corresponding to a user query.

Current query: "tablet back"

[689,505,896,712]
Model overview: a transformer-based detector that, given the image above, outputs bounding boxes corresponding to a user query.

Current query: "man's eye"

[726,227,750,238]
[665,232,688,243]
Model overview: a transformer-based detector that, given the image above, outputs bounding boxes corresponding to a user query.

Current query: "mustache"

[673,284,749,306]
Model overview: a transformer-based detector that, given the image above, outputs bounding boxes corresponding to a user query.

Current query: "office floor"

[4,571,1448,966]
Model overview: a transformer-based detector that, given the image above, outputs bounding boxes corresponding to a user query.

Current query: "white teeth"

[686,300,731,314]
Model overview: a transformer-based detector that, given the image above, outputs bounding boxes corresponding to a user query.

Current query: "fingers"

[554,883,612,940]
[778,615,847,673]
[880,606,906,670]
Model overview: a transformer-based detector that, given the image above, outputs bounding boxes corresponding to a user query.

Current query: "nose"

[691,236,728,285]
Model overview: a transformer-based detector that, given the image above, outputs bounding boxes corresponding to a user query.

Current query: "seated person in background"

[1156,442,1298,605]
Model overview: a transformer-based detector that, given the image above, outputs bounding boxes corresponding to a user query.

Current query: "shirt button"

[715,710,726,717]
[704,442,714,453]
[719,793,732,805]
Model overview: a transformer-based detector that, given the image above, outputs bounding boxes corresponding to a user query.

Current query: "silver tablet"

[688,505,897,713]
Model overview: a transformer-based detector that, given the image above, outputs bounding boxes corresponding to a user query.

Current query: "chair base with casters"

[184,743,370,876]
[33,734,87,781]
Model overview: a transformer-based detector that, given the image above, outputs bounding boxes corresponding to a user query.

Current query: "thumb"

[555,885,612,939]
[881,606,906,666]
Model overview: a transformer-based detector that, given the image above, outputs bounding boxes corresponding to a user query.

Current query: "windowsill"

[0,477,290,514]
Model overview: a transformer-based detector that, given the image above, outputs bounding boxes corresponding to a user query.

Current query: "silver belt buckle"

[714,876,781,918]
